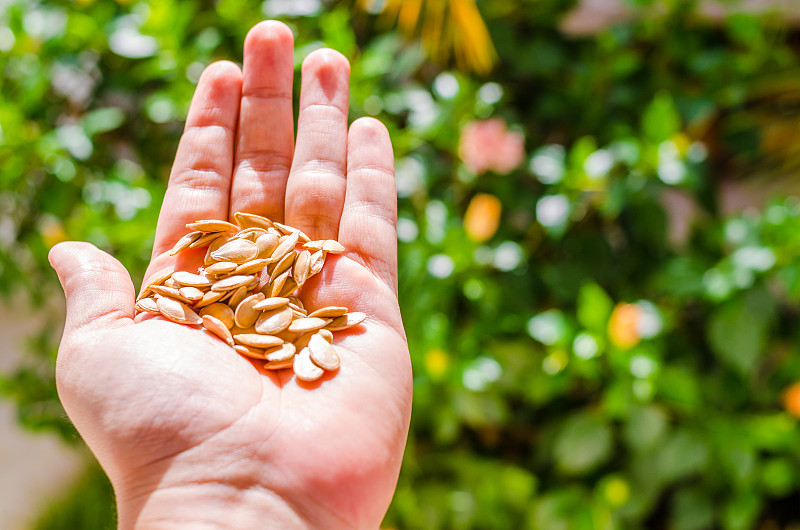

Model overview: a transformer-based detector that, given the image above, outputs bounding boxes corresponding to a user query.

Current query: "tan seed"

[189,231,224,249]
[273,221,311,243]
[269,232,300,263]
[205,261,237,277]
[163,277,180,289]
[202,315,235,347]
[211,275,254,292]
[169,232,201,256]
[135,297,160,314]
[230,323,257,335]
[179,286,205,302]
[293,250,311,285]
[252,297,290,311]
[199,303,235,329]
[278,277,298,297]
[157,296,203,325]
[271,250,296,277]
[172,271,214,288]
[255,233,280,259]
[293,347,324,381]
[234,211,274,230]
[186,220,238,233]
[235,258,270,275]
[150,285,192,304]
[233,227,268,241]
[211,238,259,263]
[204,234,230,265]
[255,306,293,334]
[226,285,249,308]
[234,333,284,348]
[268,269,290,297]
[308,333,340,371]
[137,267,174,300]
[308,250,326,277]
[264,357,294,370]
[326,312,367,331]
[317,328,334,342]
[195,289,226,308]
[287,296,305,311]
[308,306,348,318]
[323,240,346,254]
[288,317,330,333]
[265,342,296,362]
[234,344,266,359]
[235,293,265,328]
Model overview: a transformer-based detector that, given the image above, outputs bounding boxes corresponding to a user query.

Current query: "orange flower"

[464,193,502,242]
[458,118,525,175]
[783,382,800,418]
[608,303,642,349]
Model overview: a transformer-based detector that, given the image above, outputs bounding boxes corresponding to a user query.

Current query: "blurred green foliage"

[4,0,800,528]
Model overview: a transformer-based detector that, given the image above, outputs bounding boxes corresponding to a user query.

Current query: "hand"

[48,21,411,529]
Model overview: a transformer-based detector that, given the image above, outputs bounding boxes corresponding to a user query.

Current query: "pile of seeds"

[134,211,365,382]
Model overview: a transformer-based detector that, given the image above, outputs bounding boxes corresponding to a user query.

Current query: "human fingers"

[338,118,398,295]
[49,241,135,339]
[284,49,350,240]
[149,61,242,266]
[230,21,295,222]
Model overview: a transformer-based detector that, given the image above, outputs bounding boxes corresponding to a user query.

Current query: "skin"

[48,21,412,529]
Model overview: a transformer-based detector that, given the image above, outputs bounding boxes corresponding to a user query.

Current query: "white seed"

[211,275,254,292]
[178,286,205,302]
[252,297,290,311]
[202,315,235,347]
[326,312,366,331]
[135,297,160,314]
[264,342,296,362]
[234,211,274,230]
[293,347,324,381]
[308,306,348,318]
[234,344,265,359]
[234,293,265,328]
[255,306,293,334]
[199,303,235,329]
[308,333,340,371]
[157,296,202,325]
[169,232,201,256]
[234,333,284,348]
[288,317,330,333]
[211,238,259,263]
[172,271,214,288]
[186,220,238,232]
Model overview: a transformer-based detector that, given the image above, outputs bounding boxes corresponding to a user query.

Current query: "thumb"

[49,241,135,337]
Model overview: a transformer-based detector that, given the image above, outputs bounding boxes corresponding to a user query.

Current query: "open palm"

[49,21,411,529]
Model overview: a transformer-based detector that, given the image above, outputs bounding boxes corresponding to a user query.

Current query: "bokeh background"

[3,0,800,528]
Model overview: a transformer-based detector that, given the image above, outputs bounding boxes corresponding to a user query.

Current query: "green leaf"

[642,91,680,143]
[707,289,776,376]
[576,282,613,333]
[553,414,613,475]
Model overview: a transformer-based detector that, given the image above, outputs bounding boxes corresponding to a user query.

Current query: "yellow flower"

[464,193,502,242]
[608,303,642,349]
[783,381,800,419]
[425,348,449,380]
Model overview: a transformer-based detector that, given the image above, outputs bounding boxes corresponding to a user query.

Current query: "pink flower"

[458,118,525,174]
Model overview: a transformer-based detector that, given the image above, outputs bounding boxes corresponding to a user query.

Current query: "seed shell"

[234,344,266,359]
[234,211,274,230]
[325,312,366,331]
[211,239,259,263]
[308,306,348,318]
[288,317,330,333]
[157,296,203,325]
[211,275,254,292]
[199,303,235,329]
[264,358,295,370]
[256,233,280,259]
[293,347,324,381]
[186,220,238,233]
[169,232,202,256]
[137,267,174,301]
[235,293,265,328]
[234,333,285,348]
[308,333,340,371]
[178,286,205,302]
[255,306,293,334]
[202,315,235,347]
[252,297,290,311]
[264,342,296,362]
[195,289,226,308]
[135,297,160,314]
[172,271,214,288]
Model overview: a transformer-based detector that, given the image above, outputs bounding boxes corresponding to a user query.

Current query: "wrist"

[115,479,311,530]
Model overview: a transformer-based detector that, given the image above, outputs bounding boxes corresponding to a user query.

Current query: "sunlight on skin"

[48,20,411,530]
